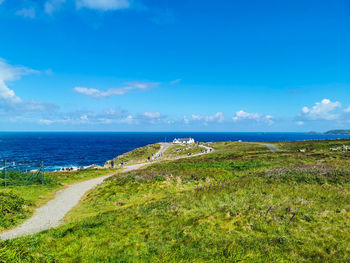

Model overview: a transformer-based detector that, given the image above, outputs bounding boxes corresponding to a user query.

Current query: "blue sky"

[0,0,350,131]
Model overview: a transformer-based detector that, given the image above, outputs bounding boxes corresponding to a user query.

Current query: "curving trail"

[0,163,147,241]
[242,142,280,151]
[259,143,280,151]
[154,143,172,160]
[0,143,213,241]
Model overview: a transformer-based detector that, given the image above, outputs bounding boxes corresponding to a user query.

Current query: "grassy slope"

[1,141,350,262]
[106,143,161,166]
[0,169,116,232]
[275,139,350,152]
[162,144,204,159]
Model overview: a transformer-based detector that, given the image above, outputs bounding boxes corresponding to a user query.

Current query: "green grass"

[275,139,350,152]
[105,143,161,166]
[1,140,350,262]
[0,169,117,232]
[163,144,204,158]
[209,141,270,154]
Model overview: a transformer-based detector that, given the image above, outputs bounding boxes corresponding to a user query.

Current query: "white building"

[173,138,195,144]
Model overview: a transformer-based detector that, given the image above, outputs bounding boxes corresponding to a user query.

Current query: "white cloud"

[191,112,224,123]
[45,0,66,14]
[127,81,157,90]
[344,106,350,113]
[233,110,261,121]
[38,119,54,125]
[74,82,158,99]
[183,116,189,124]
[0,59,59,120]
[0,80,22,104]
[0,59,37,105]
[191,114,202,121]
[16,7,36,18]
[301,99,341,120]
[80,114,89,121]
[76,0,130,11]
[170,79,181,85]
[142,112,161,119]
[35,108,129,126]
[25,100,58,111]
[207,112,224,123]
[105,108,128,117]
[120,115,136,124]
[296,121,304,126]
[233,110,274,125]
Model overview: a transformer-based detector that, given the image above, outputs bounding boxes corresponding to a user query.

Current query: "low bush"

[0,192,30,228]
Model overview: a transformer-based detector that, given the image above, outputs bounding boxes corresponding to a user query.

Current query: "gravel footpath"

[0,145,213,241]
[0,163,146,241]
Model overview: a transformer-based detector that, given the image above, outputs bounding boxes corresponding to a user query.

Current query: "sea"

[1,132,350,170]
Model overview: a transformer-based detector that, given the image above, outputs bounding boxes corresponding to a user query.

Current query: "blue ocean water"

[0,132,349,169]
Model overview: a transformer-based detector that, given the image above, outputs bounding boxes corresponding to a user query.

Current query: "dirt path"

[256,143,280,151]
[241,142,279,151]
[0,144,213,241]
[154,143,172,160]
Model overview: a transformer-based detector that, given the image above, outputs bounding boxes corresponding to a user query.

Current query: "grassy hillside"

[275,139,350,152]
[1,140,350,262]
[162,143,204,158]
[105,143,161,167]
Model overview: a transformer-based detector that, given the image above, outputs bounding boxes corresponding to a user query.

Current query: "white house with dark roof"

[173,138,195,144]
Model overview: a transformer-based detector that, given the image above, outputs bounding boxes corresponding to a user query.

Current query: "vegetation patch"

[0,192,30,229]
[106,143,161,166]
[263,164,350,185]
[1,140,350,262]
[163,144,204,158]
[0,169,115,232]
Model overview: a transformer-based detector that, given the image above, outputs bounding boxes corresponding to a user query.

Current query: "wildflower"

[217,180,221,186]
[289,213,296,224]
[260,211,263,217]
[265,205,273,216]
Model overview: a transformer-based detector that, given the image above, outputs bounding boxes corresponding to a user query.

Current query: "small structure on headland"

[173,138,195,144]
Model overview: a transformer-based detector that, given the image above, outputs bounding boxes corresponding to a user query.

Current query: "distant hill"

[308,131,320,135]
[324,129,350,135]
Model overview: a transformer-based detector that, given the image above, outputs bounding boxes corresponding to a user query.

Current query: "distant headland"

[309,129,350,135]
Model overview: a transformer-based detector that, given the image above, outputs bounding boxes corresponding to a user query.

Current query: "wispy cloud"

[16,7,36,18]
[38,119,54,125]
[141,112,161,119]
[74,81,159,99]
[37,108,129,126]
[44,0,131,14]
[44,0,66,14]
[192,112,224,123]
[76,0,130,11]
[233,110,274,125]
[120,115,136,124]
[344,106,350,113]
[170,79,181,85]
[301,99,341,120]
[0,59,37,105]
[137,111,167,124]
[0,59,59,119]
